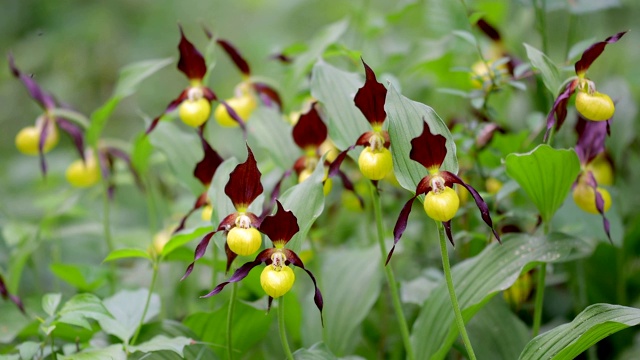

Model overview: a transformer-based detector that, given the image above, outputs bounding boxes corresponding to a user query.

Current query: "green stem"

[437,221,476,360]
[99,163,117,292]
[278,295,294,360]
[369,183,415,360]
[532,263,546,337]
[131,262,159,346]
[227,282,237,360]
[535,0,548,54]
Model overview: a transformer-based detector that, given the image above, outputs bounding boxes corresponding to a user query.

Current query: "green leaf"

[519,303,640,360]
[310,60,369,151]
[86,97,120,147]
[58,345,126,360]
[248,107,299,170]
[162,226,214,258]
[131,133,154,174]
[411,232,594,359]
[42,293,62,317]
[524,43,562,95]
[293,342,338,360]
[129,335,192,356]
[17,341,40,360]
[50,263,110,292]
[113,58,173,99]
[0,302,31,343]
[103,248,152,262]
[57,293,111,330]
[505,144,581,223]
[386,84,458,195]
[98,289,161,343]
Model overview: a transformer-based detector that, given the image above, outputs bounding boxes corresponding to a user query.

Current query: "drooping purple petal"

[441,171,501,243]
[37,118,52,176]
[145,90,189,135]
[201,251,272,298]
[410,121,447,170]
[181,231,216,281]
[575,31,627,76]
[585,171,612,243]
[544,80,578,142]
[225,241,238,273]
[194,132,224,185]
[225,146,263,210]
[284,249,324,321]
[0,275,25,314]
[217,39,251,76]
[354,59,387,126]
[57,118,85,160]
[177,27,207,80]
[443,220,455,246]
[8,53,57,109]
[105,146,143,190]
[267,296,274,312]
[259,201,299,245]
[328,145,356,178]
[252,82,282,109]
[293,104,328,150]
[220,99,248,135]
[336,169,364,209]
[476,18,501,41]
[575,117,608,165]
[387,194,418,265]
[174,192,209,234]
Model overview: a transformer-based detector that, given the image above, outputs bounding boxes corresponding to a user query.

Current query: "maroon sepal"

[328,145,356,178]
[194,133,224,185]
[201,249,273,297]
[0,274,25,314]
[181,231,216,281]
[410,121,447,170]
[8,53,57,109]
[476,18,501,42]
[354,59,387,126]
[583,171,612,243]
[220,100,248,135]
[284,249,324,321]
[57,118,86,160]
[267,296,274,312]
[293,104,328,150]
[441,171,501,243]
[544,80,578,142]
[225,146,263,210]
[252,82,283,109]
[177,27,207,80]
[271,52,293,64]
[387,194,418,265]
[224,241,238,273]
[443,220,455,246]
[174,192,209,234]
[259,201,299,244]
[217,39,251,76]
[105,146,143,189]
[145,90,189,135]
[575,31,627,75]
[575,117,608,165]
[37,117,54,176]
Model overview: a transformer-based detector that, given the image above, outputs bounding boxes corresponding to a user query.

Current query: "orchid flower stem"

[535,0,548,54]
[437,221,477,360]
[227,282,237,360]
[532,263,547,337]
[131,262,158,346]
[278,295,294,360]
[369,183,415,360]
[99,161,116,292]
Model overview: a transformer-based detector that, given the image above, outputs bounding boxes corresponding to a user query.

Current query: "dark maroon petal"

[252,82,282,109]
[585,172,612,243]
[293,104,328,149]
[57,118,85,160]
[181,231,216,281]
[225,146,263,209]
[328,145,356,178]
[387,194,418,265]
[217,39,251,76]
[267,296,274,312]
[476,18,501,41]
[224,241,238,273]
[443,220,455,246]
[575,117,607,165]
[284,249,324,320]
[575,31,627,75]
[177,27,207,80]
[336,169,364,209]
[174,192,209,234]
[410,121,447,170]
[38,118,52,176]
[220,100,248,133]
[355,131,376,147]
[8,53,57,109]
[441,171,501,243]
[270,52,293,64]
[259,201,299,244]
[202,87,218,102]
[202,250,273,298]
[354,59,387,126]
[194,133,224,185]
[544,80,578,142]
[145,90,189,135]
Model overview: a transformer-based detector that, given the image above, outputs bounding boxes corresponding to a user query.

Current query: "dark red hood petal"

[201,249,274,298]
[354,59,387,126]
[575,31,627,75]
[194,132,224,185]
[293,104,328,149]
[259,201,299,244]
[8,53,57,109]
[217,39,251,76]
[410,121,447,170]
[575,117,607,165]
[476,18,501,42]
[283,249,324,320]
[177,27,207,80]
[225,146,263,209]
[545,80,578,142]
[252,82,283,109]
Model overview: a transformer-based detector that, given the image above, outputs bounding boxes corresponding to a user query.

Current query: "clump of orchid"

[389,121,501,264]
[545,31,627,141]
[181,146,264,278]
[330,59,392,182]
[204,201,323,317]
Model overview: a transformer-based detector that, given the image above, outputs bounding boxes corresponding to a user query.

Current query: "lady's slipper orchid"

[9,54,85,175]
[545,31,626,140]
[182,146,264,279]
[388,121,500,264]
[329,59,392,182]
[203,201,323,317]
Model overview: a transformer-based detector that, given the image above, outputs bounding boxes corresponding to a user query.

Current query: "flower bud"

[226,226,262,256]
[575,91,615,121]
[179,98,212,127]
[260,265,295,298]
[572,183,611,214]
[424,186,460,222]
[358,147,393,180]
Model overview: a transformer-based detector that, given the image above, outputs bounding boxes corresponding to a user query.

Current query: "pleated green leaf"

[248,107,300,170]
[524,44,562,95]
[505,144,581,223]
[520,303,640,360]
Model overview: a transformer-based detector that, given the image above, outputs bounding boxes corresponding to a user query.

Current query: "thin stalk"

[535,0,548,53]
[278,295,294,360]
[436,221,476,360]
[99,163,117,292]
[369,183,415,360]
[617,247,627,305]
[131,262,159,346]
[227,282,238,360]
[532,263,546,337]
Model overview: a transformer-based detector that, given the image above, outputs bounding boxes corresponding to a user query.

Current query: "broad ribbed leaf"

[98,289,160,343]
[57,294,112,330]
[248,107,299,170]
[505,145,581,223]
[411,232,594,360]
[162,226,214,258]
[42,293,62,317]
[50,263,109,292]
[519,304,640,360]
[58,345,126,360]
[386,85,458,194]
[524,43,562,95]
